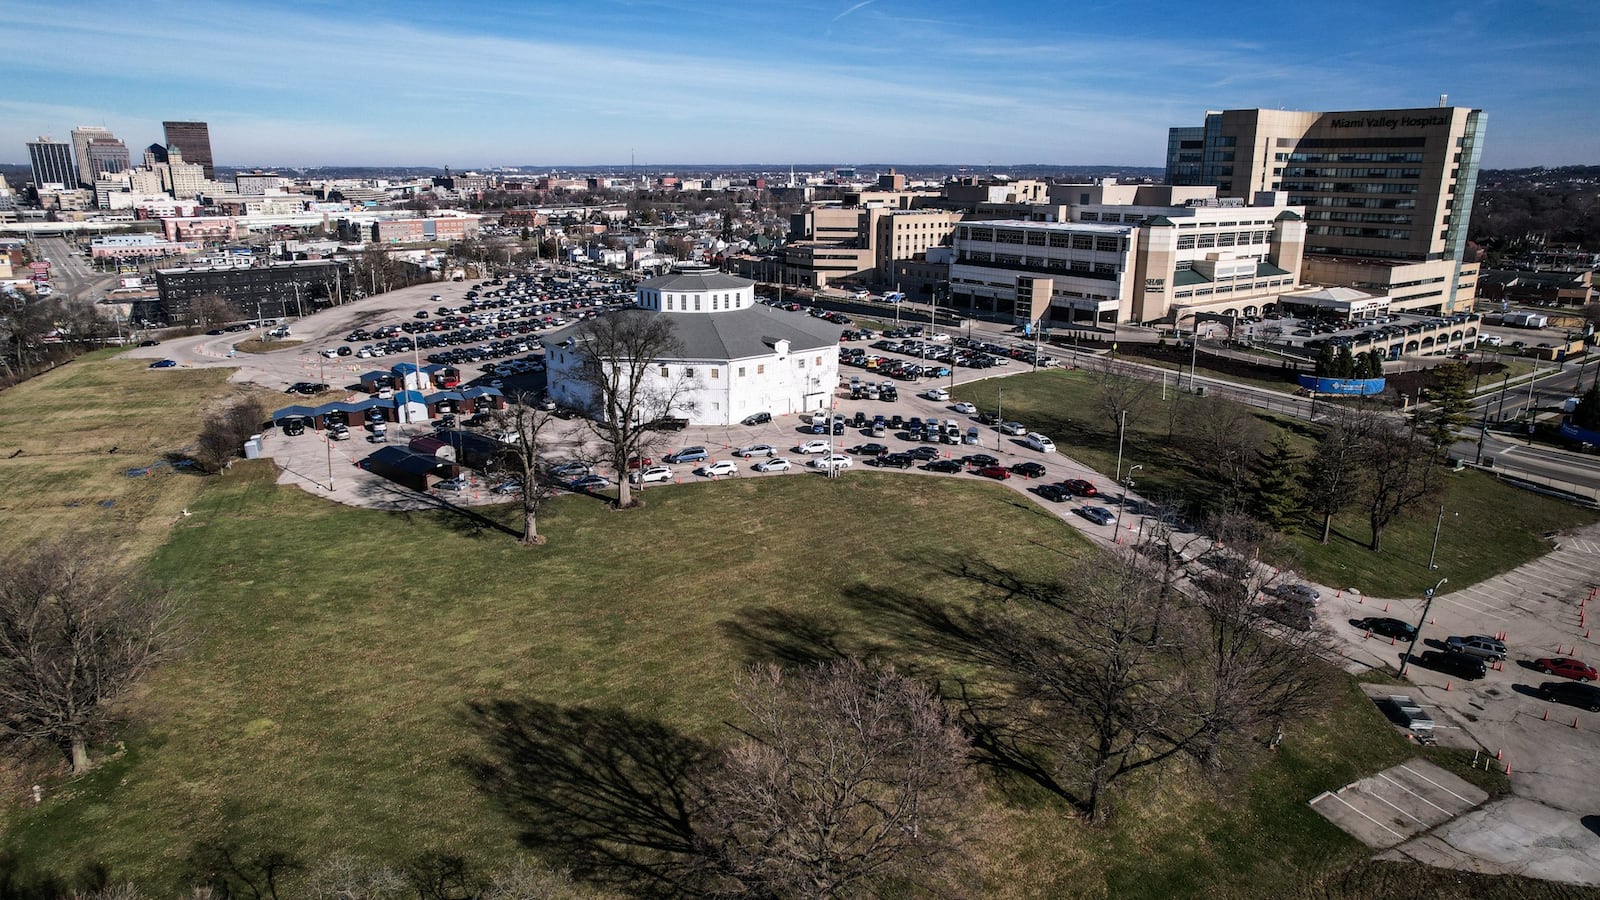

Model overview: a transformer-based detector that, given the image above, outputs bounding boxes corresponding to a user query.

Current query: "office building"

[85,138,131,180]
[146,259,345,325]
[948,184,1305,325]
[71,126,115,187]
[26,137,77,189]
[162,121,214,179]
[1166,105,1487,311]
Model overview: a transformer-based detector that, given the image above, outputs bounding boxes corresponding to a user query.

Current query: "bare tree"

[193,394,269,474]
[1182,513,1333,770]
[697,659,978,897]
[1180,396,1267,514]
[1096,369,1152,434]
[1304,410,1372,544]
[0,540,178,774]
[191,293,235,330]
[989,564,1186,824]
[1359,415,1441,552]
[489,392,559,546]
[567,310,698,508]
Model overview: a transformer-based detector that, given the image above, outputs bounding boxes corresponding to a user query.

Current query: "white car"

[923,388,950,401]
[320,348,339,359]
[696,460,740,478]
[1000,421,1028,436]
[1024,432,1056,453]
[951,402,977,415]
[809,454,852,470]
[753,457,792,473]
[629,465,673,484]
[796,440,831,455]
[733,444,776,458]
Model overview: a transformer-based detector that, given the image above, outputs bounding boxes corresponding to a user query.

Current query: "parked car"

[490,478,523,495]
[973,465,1011,480]
[569,474,611,491]
[1062,479,1098,497]
[951,401,977,415]
[1000,421,1028,436]
[905,446,942,461]
[1011,461,1047,478]
[137,339,160,347]
[850,443,889,457]
[664,446,710,464]
[1415,650,1487,680]
[876,453,915,469]
[549,461,590,479]
[1264,603,1315,631]
[1353,617,1417,641]
[924,459,964,473]
[148,358,178,368]
[629,465,673,484]
[281,417,307,436]
[1270,584,1322,605]
[1445,635,1508,661]
[1533,657,1599,681]
[809,454,852,470]
[1035,483,1073,502]
[923,388,950,401]
[1023,432,1056,453]
[435,476,468,492]
[733,444,776,458]
[696,460,739,478]
[961,453,999,468]
[795,440,831,455]
[1076,506,1116,526]
[328,425,351,441]
[1537,680,1600,711]
[741,411,773,426]
[753,457,792,473]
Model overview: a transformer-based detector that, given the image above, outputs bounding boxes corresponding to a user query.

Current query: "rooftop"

[546,305,841,361]
[640,262,751,293]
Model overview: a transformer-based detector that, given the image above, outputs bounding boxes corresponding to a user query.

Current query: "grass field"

[0,351,270,561]
[1,463,1522,896]
[952,370,1599,597]
[0,354,1578,897]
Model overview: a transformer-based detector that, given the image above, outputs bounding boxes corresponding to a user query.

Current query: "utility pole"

[1115,409,1128,481]
[1398,578,1448,679]
[1427,504,1447,569]
[1496,374,1510,422]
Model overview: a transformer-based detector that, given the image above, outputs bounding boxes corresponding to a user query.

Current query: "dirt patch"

[234,339,304,354]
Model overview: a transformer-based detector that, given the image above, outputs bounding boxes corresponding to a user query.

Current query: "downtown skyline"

[3,0,1597,170]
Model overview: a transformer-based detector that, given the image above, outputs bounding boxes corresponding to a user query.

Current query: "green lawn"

[952,370,1598,597]
[0,462,1524,897]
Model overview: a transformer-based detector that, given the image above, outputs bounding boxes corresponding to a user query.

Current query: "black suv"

[1416,650,1487,680]
[1537,681,1600,711]
[876,453,915,469]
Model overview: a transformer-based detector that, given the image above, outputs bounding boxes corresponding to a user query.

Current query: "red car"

[973,465,1011,480]
[1534,657,1598,681]
[1062,479,1098,497]
[627,455,653,470]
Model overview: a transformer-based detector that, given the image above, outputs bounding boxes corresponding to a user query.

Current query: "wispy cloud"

[832,0,878,22]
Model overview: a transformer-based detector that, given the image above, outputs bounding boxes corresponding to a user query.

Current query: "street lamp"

[1427,504,1456,570]
[1114,409,1128,481]
[1115,464,1142,537]
[1398,577,1448,678]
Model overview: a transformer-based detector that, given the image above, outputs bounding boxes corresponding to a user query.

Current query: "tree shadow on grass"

[461,699,714,898]
[717,604,881,667]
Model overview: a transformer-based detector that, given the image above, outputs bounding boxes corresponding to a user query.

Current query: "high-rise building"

[162,121,214,179]
[1166,105,1487,311]
[71,126,115,187]
[85,138,131,180]
[26,137,77,189]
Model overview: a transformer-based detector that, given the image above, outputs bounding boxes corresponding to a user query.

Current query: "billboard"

[1297,375,1386,396]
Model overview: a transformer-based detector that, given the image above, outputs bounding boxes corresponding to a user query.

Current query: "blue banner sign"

[1297,375,1387,396]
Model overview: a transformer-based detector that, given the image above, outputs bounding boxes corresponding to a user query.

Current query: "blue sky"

[3,0,1596,169]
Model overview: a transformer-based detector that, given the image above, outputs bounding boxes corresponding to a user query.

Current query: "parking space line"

[1375,770,1454,816]
[1396,763,1476,806]
[1358,783,1429,826]
[1318,791,1407,842]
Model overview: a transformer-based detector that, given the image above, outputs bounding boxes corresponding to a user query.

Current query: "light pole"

[1115,464,1142,537]
[1426,504,1455,570]
[1398,577,1448,678]
[1114,409,1128,481]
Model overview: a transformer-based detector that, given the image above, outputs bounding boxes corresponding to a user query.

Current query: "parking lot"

[1310,758,1487,849]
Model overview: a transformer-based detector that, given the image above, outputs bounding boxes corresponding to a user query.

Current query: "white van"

[1024,432,1056,453]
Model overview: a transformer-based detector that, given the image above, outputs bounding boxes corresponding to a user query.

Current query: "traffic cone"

[1574,718,1581,729]
[1505,763,1513,775]
[1445,681,1452,691]
[1496,749,1502,760]
[1384,602,1390,612]
[1364,630,1371,640]
[1543,709,1549,721]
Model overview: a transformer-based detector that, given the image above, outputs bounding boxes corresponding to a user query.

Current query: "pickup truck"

[644,416,690,432]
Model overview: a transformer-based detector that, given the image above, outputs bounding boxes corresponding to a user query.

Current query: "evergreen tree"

[1315,343,1338,378]
[1365,348,1385,378]
[1351,355,1371,380]
[1419,363,1473,455]
[1250,434,1304,528]
[1335,346,1356,378]
[1574,382,1600,430]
